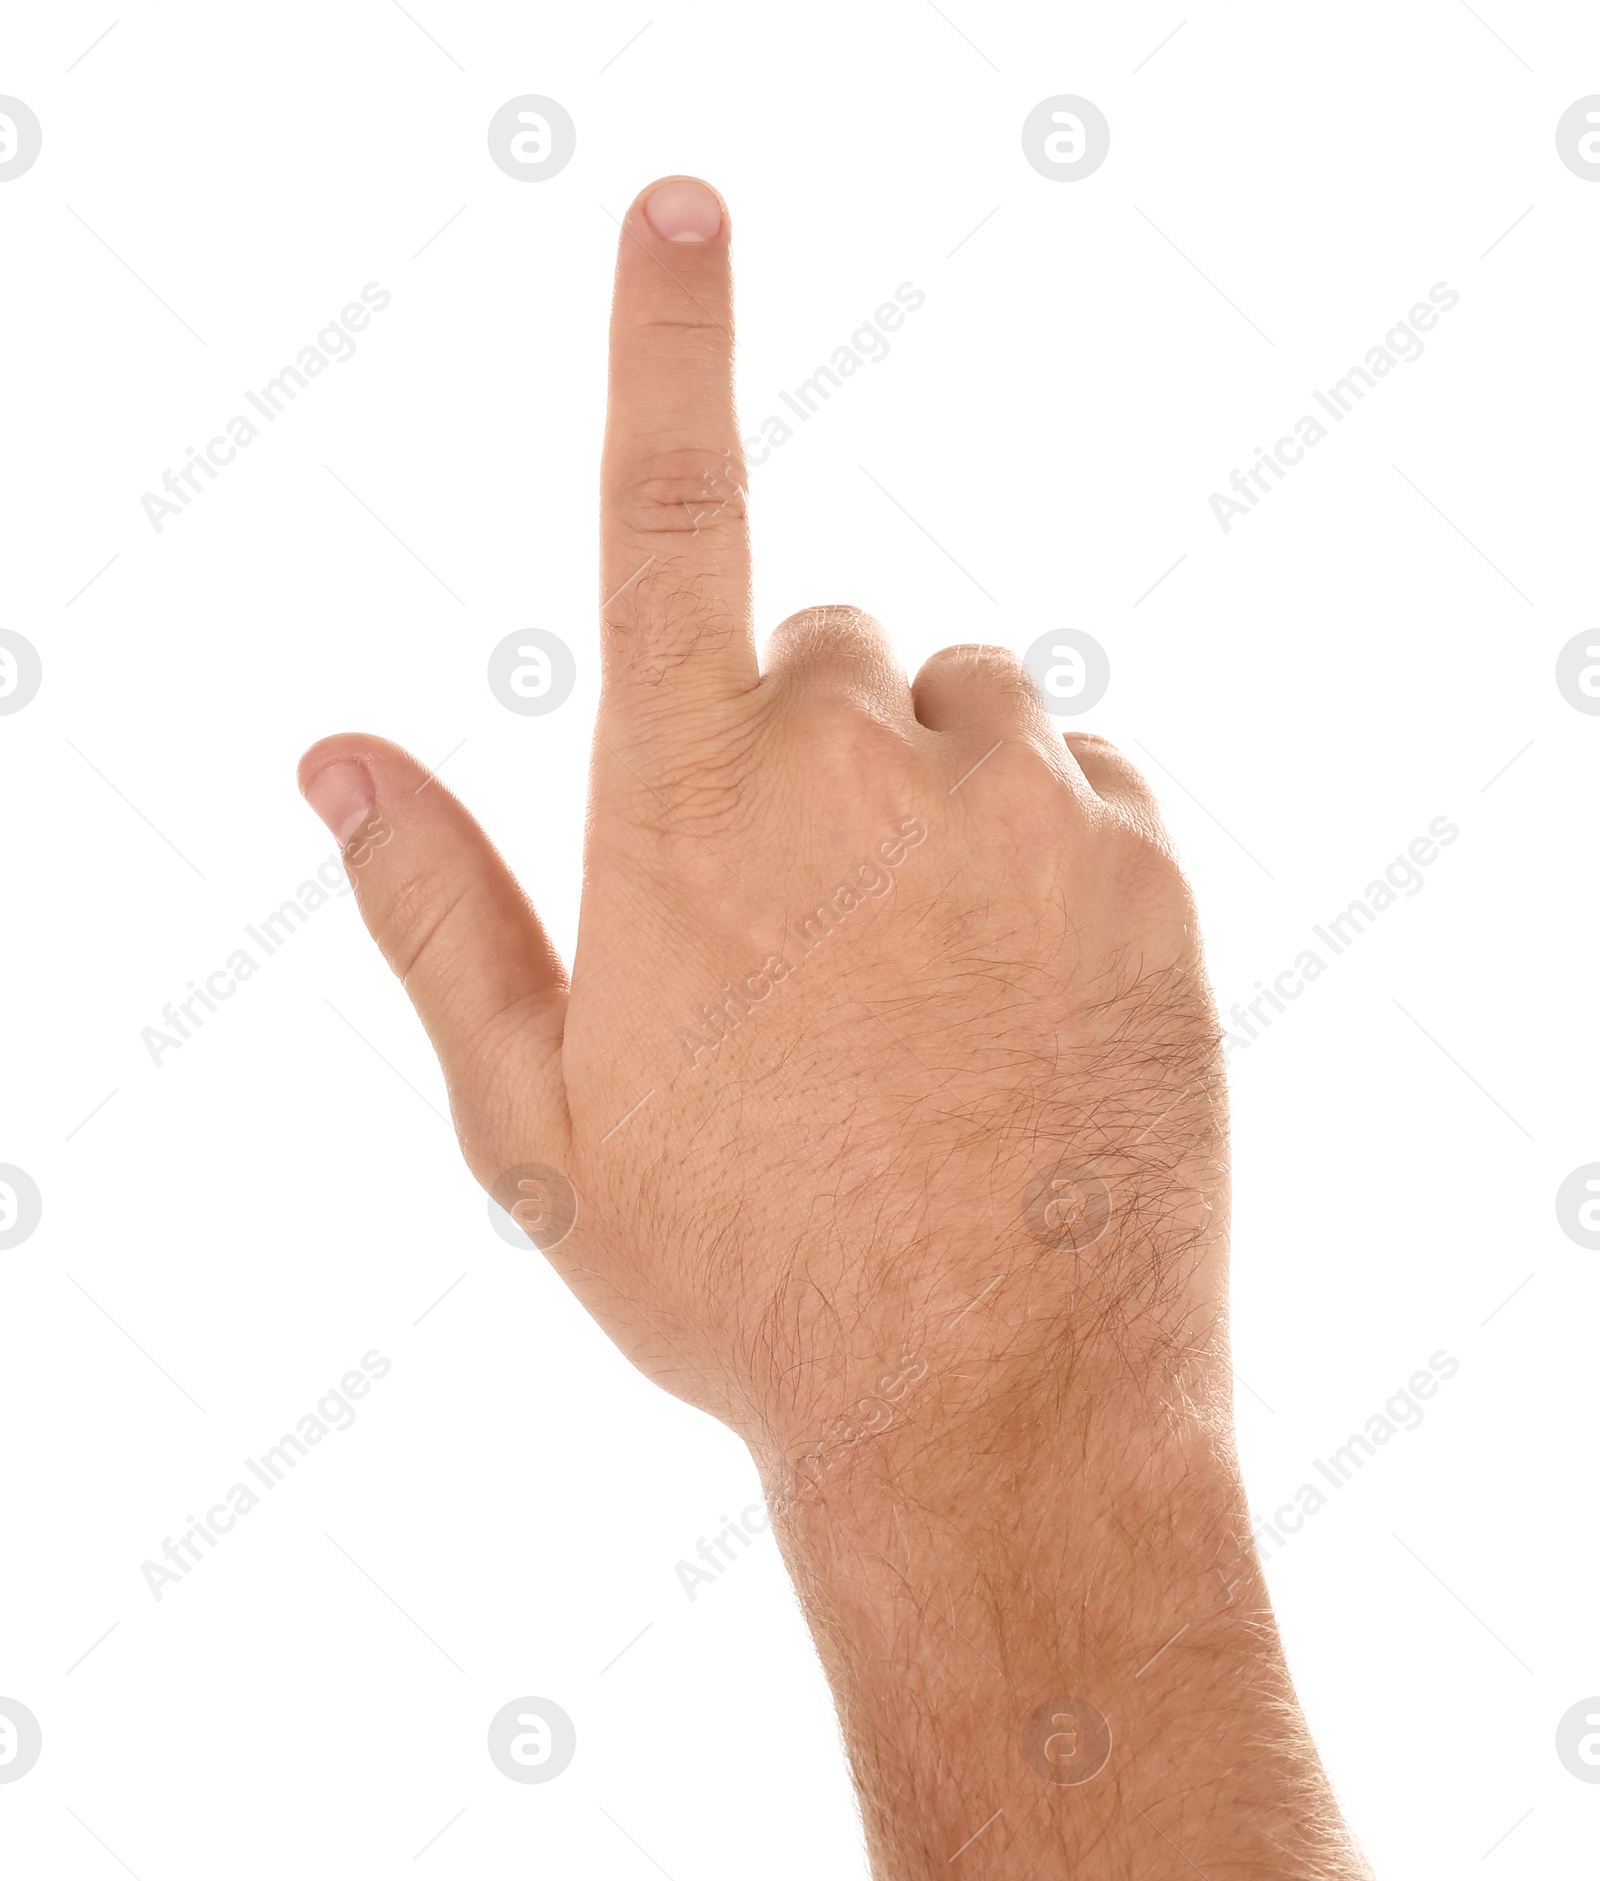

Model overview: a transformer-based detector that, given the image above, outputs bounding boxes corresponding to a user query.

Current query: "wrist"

[764,1377,1250,1675]
[756,1371,1366,1879]
[751,1286,1233,1530]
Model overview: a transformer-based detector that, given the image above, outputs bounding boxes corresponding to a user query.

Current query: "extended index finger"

[600,177,756,716]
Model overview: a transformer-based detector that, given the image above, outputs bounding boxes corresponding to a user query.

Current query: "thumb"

[297,734,569,1178]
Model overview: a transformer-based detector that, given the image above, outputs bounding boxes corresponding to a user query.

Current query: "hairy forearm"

[763,1372,1369,1879]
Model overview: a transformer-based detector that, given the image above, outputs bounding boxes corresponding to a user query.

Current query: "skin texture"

[300,177,1370,1879]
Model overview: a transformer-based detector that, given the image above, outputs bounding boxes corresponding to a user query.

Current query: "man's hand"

[299,176,1367,1878]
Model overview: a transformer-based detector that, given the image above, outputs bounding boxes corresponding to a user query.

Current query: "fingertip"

[297,732,410,793]
[300,740,376,847]
[634,175,727,245]
[297,735,410,841]
[298,733,364,796]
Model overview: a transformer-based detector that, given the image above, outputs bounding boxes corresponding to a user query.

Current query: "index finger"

[600,177,756,717]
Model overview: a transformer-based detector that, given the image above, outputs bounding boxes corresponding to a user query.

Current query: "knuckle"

[1068,732,1157,799]
[1103,805,1186,890]
[613,446,747,541]
[920,643,1036,698]
[1069,729,1129,762]
[768,603,889,670]
[775,602,873,637]
[925,641,1024,671]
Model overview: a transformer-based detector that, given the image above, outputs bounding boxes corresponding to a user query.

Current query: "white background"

[1,2,1596,1873]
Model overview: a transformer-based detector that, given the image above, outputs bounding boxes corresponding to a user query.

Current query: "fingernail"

[643,179,722,244]
[303,761,374,846]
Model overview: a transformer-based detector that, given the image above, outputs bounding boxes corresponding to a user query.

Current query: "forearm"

[763,1373,1369,1879]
